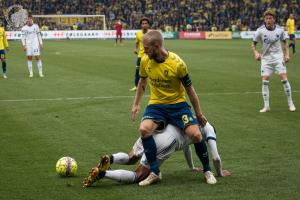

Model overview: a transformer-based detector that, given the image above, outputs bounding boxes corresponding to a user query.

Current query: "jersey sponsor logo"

[263,34,280,44]
[149,77,172,89]
[23,29,38,36]
[164,70,169,77]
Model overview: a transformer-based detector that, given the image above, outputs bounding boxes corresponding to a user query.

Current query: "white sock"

[37,60,43,74]
[281,79,293,105]
[207,139,220,161]
[27,61,33,74]
[262,80,270,108]
[105,170,137,183]
[208,139,222,176]
[112,152,129,164]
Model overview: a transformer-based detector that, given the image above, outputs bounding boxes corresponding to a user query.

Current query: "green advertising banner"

[232,32,241,39]
[162,32,178,39]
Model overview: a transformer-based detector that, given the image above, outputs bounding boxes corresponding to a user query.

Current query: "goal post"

[33,15,106,30]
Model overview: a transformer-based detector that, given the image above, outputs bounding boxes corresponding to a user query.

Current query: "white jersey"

[253,25,288,64]
[135,123,217,167]
[133,125,193,159]
[21,24,42,47]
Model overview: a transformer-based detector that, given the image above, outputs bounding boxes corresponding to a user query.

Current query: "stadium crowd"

[0,0,299,31]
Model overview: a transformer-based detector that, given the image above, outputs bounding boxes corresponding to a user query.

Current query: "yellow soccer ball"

[56,157,77,177]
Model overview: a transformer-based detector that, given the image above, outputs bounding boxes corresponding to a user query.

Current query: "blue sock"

[2,61,6,73]
[194,139,211,172]
[292,43,295,53]
[141,136,160,175]
[134,68,140,86]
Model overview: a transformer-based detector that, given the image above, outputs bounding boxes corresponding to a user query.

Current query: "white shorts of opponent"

[26,45,40,56]
[139,134,178,168]
[261,60,286,76]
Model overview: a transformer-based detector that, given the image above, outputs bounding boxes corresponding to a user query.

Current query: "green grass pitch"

[0,39,299,200]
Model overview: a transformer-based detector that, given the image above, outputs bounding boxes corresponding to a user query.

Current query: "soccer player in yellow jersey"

[286,13,296,54]
[131,30,216,186]
[129,17,150,91]
[0,25,9,79]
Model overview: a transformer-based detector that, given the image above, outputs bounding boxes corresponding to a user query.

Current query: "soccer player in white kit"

[21,14,44,78]
[252,10,296,112]
[83,122,230,187]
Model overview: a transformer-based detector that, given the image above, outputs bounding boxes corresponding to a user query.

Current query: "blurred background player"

[21,14,44,78]
[286,13,296,54]
[0,23,9,79]
[129,17,150,92]
[114,19,123,46]
[252,10,296,113]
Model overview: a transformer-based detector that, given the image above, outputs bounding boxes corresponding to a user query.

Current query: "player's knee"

[188,131,202,142]
[186,125,202,142]
[192,133,202,142]
[139,126,153,138]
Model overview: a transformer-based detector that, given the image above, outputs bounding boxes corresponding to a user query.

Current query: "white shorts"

[139,132,177,167]
[261,61,286,77]
[26,45,40,56]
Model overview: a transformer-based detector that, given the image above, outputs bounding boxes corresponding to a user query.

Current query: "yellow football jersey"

[140,52,189,105]
[0,27,9,50]
[286,18,295,35]
[135,30,145,58]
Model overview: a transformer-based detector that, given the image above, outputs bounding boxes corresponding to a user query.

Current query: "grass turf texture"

[0,39,299,200]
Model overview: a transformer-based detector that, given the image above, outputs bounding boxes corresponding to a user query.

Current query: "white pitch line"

[0,91,299,102]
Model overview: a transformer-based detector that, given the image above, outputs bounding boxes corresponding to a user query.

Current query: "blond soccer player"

[21,14,44,78]
[131,30,216,186]
[252,10,296,112]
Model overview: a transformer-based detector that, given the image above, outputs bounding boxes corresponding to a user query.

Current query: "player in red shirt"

[115,19,123,46]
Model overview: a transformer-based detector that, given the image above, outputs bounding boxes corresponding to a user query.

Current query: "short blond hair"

[263,10,276,18]
[143,30,164,46]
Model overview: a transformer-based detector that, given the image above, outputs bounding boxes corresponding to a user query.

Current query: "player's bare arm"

[134,43,139,54]
[131,77,147,121]
[251,41,261,61]
[38,31,43,51]
[283,40,289,63]
[182,145,202,172]
[185,85,207,126]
